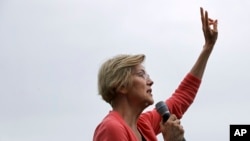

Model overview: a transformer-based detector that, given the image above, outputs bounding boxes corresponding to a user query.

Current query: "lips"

[147,89,152,94]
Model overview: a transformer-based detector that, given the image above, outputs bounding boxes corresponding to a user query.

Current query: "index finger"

[200,7,204,25]
[168,114,177,121]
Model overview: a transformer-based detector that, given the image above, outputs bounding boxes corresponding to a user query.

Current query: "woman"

[93,7,218,141]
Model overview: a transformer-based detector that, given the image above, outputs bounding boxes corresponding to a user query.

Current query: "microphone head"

[155,101,169,116]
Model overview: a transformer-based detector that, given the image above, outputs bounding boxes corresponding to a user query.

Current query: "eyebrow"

[136,69,146,73]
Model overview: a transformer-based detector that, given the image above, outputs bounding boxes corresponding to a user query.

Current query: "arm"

[166,73,201,119]
[166,7,218,119]
[138,7,218,138]
[190,7,218,79]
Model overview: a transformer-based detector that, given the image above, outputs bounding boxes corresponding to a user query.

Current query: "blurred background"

[1,0,250,140]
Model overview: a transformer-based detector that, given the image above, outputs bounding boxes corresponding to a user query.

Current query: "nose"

[147,77,154,86]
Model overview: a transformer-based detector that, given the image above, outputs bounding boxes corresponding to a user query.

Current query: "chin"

[143,97,154,107]
[147,99,154,105]
[143,101,154,108]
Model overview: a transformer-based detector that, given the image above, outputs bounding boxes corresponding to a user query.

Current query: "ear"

[117,85,128,95]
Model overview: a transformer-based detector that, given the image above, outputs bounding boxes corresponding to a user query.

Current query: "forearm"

[189,44,214,79]
[166,73,201,119]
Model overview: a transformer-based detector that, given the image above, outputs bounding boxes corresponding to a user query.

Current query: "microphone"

[155,101,186,141]
[155,101,170,122]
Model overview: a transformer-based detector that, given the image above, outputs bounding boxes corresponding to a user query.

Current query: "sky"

[1,0,250,141]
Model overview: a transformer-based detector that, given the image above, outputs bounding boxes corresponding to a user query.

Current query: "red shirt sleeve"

[166,73,201,119]
[138,73,201,138]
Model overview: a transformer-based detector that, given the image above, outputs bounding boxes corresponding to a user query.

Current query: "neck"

[112,96,146,128]
[112,95,149,141]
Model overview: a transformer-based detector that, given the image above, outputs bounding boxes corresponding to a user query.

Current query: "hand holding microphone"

[160,114,185,141]
[156,101,185,141]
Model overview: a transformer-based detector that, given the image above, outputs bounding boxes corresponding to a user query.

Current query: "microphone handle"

[162,113,170,123]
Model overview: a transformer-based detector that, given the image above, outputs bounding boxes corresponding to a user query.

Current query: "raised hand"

[200,7,218,48]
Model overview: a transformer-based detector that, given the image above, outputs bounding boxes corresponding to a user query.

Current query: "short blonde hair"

[98,54,145,104]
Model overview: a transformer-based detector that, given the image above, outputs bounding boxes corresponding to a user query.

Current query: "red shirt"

[93,73,201,141]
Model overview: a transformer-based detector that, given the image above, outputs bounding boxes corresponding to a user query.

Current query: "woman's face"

[126,64,154,107]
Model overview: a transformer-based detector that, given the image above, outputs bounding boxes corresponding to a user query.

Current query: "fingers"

[167,114,180,124]
[162,114,183,129]
[168,114,177,121]
[213,20,218,32]
[200,7,209,33]
[160,114,185,141]
[205,10,208,30]
[207,18,218,34]
[201,8,218,29]
[200,7,204,26]
[208,18,214,24]
[168,114,181,125]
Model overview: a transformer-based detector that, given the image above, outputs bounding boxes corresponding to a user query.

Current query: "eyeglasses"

[134,71,150,80]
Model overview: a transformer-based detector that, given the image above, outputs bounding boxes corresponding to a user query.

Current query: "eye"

[138,71,144,76]
[136,71,146,78]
